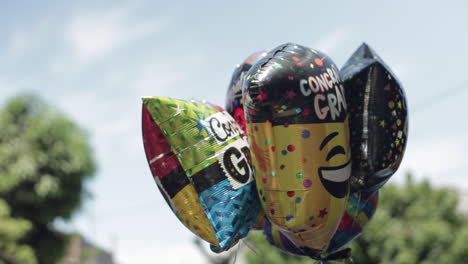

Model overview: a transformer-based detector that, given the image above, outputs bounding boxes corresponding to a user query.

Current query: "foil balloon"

[327,191,379,252]
[225,50,268,134]
[261,191,379,262]
[341,43,408,196]
[142,97,260,252]
[243,43,351,258]
[262,216,308,257]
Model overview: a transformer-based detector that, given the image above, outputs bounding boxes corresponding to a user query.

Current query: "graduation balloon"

[262,216,308,257]
[327,191,379,253]
[225,50,267,134]
[142,97,260,252]
[243,43,351,257]
[341,43,408,196]
[262,191,379,260]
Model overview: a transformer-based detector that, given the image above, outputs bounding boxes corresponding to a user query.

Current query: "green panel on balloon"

[143,97,242,176]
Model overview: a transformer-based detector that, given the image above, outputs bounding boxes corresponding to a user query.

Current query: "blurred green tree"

[0,199,36,264]
[0,94,96,264]
[351,174,468,264]
[244,173,468,264]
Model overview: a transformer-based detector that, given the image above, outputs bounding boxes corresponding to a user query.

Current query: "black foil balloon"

[243,43,352,257]
[225,51,267,134]
[341,43,408,196]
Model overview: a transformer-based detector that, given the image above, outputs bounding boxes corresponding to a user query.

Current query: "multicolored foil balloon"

[262,216,307,257]
[243,43,351,257]
[327,191,379,252]
[262,191,380,259]
[225,51,268,134]
[341,43,408,196]
[142,97,260,252]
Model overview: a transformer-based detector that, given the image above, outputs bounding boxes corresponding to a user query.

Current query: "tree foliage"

[351,174,468,264]
[244,173,468,264]
[0,94,96,264]
[0,199,36,264]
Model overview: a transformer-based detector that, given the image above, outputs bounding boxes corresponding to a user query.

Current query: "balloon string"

[232,241,241,264]
[242,239,259,255]
[241,239,270,264]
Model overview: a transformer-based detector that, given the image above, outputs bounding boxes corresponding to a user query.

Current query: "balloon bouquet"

[142,42,408,263]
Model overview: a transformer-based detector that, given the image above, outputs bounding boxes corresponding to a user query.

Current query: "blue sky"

[1,1,468,263]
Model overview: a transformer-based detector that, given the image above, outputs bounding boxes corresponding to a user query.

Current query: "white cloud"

[131,63,185,97]
[313,27,351,55]
[67,6,168,63]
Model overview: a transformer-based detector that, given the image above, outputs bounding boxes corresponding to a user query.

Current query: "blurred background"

[1,0,468,263]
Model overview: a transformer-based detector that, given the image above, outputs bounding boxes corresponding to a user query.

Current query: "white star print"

[171,104,186,116]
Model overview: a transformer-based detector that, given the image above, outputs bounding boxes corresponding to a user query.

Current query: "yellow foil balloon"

[243,43,351,257]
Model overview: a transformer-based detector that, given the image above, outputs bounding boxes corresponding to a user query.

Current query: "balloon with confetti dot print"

[141,97,260,252]
[261,191,380,260]
[243,43,351,258]
[340,43,408,197]
[225,50,268,135]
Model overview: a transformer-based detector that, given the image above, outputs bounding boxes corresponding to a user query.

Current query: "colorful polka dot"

[280,164,285,170]
[271,146,276,151]
[296,172,303,179]
[287,144,295,152]
[265,139,271,145]
[287,191,295,197]
[314,58,324,67]
[286,215,294,221]
[302,130,311,138]
[303,179,312,188]
[295,108,302,113]
[270,209,275,215]
[262,177,267,183]
[281,150,288,156]
[271,172,276,177]
[295,197,302,203]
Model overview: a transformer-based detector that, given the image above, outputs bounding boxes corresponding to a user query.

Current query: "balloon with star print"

[243,43,351,258]
[327,190,380,253]
[261,191,380,260]
[141,97,260,252]
[225,50,268,135]
[341,43,408,197]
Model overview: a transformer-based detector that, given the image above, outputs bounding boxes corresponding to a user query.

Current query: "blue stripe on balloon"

[199,179,260,251]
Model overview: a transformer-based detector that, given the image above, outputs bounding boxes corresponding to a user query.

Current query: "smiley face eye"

[319,132,339,150]
[326,145,346,161]
[320,132,347,161]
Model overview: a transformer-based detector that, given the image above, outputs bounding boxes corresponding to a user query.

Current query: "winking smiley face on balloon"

[242,43,352,252]
[142,41,408,262]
